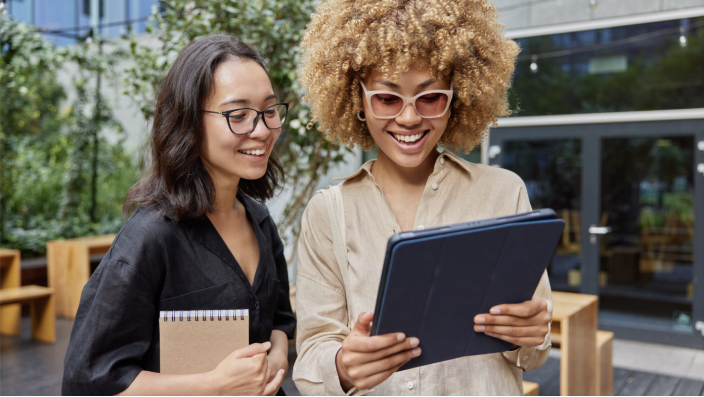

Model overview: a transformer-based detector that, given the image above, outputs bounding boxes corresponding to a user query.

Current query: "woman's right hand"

[208,342,285,396]
[336,312,421,391]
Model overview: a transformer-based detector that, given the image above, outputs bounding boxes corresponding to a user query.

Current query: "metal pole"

[89,0,100,222]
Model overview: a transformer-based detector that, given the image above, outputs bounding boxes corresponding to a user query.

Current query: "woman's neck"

[208,172,242,216]
[371,148,439,191]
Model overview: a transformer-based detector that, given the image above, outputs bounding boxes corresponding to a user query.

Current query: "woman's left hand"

[266,348,289,383]
[473,296,551,348]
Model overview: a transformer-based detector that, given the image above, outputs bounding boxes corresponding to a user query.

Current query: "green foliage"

[1,12,137,257]
[122,0,351,251]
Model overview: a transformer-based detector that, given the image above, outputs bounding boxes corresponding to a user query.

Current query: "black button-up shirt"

[62,194,296,395]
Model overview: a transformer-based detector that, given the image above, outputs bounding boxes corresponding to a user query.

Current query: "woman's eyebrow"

[372,79,439,89]
[219,94,277,107]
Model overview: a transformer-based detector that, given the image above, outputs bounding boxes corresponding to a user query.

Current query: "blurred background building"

[4,0,704,351]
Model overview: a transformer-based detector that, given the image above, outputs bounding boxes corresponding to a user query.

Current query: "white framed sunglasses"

[360,81,453,119]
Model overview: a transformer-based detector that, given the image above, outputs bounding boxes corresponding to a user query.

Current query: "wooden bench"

[523,380,539,396]
[1,249,22,336]
[0,285,55,342]
[552,292,615,396]
[552,291,598,396]
[595,330,614,396]
[47,234,115,318]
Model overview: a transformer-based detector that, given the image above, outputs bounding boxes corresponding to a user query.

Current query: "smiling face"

[200,59,281,185]
[362,64,451,168]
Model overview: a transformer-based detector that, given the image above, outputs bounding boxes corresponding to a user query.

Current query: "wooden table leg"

[30,294,56,343]
[66,243,92,319]
[47,241,72,318]
[560,299,598,396]
[0,249,21,336]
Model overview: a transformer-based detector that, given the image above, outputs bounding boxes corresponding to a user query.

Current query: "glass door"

[500,139,584,291]
[491,119,704,348]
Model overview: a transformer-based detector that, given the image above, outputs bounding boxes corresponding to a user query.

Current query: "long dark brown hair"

[124,34,283,221]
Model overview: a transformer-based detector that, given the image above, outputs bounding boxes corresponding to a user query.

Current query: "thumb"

[352,312,374,336]
[263,369,285,396]
[232,341,271,359]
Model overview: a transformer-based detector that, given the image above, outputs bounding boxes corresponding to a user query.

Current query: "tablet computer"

[370,209,564,369]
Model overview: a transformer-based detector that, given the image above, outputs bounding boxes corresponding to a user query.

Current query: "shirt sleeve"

[268,217,297,339]
[293,193,362,396]
[501,180,553,372]
[62,259,157,396]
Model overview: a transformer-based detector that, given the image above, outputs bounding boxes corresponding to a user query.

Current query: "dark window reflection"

[502,140,582,292]
[599,136,694,332]
[511,17,704,116]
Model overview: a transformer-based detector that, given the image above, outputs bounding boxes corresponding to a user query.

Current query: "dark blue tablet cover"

[373,219,565,370]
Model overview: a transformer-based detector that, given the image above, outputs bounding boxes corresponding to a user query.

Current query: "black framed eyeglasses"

[202,103,289,135]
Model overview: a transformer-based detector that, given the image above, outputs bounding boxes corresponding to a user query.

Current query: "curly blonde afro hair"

[298,0,519,152]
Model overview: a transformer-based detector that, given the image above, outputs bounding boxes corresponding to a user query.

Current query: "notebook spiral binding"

[159,310,249,322]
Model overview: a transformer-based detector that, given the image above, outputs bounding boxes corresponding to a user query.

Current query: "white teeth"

[240,149,266,155]
[393,132,424,143]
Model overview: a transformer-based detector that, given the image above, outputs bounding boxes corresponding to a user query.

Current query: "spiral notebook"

[159,309,249,374]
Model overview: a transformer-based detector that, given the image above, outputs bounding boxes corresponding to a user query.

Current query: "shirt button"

[431,183,438,190]
[418,225,425,230]
[440,157,445,165]
[407,381,414,390]
[250,299,258,308]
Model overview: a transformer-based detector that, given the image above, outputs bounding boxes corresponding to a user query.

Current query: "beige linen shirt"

[293,150,552,396]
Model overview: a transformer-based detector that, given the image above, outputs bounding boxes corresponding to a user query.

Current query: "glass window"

[34,0,77,46]
[129,0,156,34]
[510,17,704,116]
[105,0,127,38]
[7,0,34,24]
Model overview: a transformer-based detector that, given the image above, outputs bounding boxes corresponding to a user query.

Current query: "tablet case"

[371,217,565,370]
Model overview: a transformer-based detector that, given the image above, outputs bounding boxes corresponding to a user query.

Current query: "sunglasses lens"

[370,93,404,117]
[415,93,449,117]
[369,92,449,118]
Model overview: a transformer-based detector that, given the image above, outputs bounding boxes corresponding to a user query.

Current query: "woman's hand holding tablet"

[473,296,551,347]
[335,312,421,392]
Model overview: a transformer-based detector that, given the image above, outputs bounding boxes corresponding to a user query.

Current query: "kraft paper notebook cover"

[371,211,565,370]
[159,309,249,374]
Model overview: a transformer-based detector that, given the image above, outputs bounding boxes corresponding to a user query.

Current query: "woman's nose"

[248,114,272,140]
[395,102,422,126]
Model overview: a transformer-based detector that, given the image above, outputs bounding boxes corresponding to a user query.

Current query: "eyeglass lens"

[369,92,449,117]
[226,104,288,134]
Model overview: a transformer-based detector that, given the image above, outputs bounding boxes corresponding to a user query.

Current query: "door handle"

[589,226,611,234]
[588,225,610,245]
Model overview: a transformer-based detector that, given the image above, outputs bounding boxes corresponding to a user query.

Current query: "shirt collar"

[334,149,472,181]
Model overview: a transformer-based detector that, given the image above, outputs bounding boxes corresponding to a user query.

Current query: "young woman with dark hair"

[62,33,295,396]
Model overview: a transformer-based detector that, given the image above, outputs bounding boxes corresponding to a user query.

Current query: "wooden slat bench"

[551,291,614,396]
[47,234,115,318]
[0,285,55,343]
[552,291,598,396]
[0,248,22,336]
[523,380,540,396]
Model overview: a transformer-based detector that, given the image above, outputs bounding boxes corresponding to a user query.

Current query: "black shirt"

[61,195,296,395]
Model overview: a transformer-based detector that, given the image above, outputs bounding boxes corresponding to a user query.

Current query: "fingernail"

[279,369,285,376]
[263,341,271,349]
[490,308,501,315]
[475,316,486,324]
[410,338,419,347]
[476,325,485,332]
[412,348,421,355]
[397,333,405,341]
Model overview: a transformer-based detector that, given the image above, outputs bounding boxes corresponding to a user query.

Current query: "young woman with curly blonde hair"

[293,0,553,395]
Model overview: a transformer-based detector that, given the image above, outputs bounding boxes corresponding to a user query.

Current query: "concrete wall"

[493,0,704,31]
